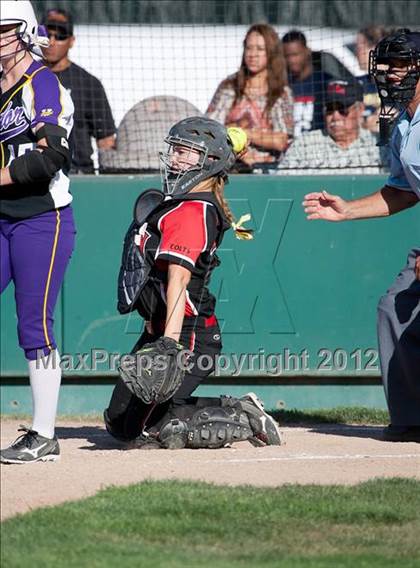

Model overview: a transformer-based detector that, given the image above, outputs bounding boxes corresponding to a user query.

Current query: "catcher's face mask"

[159,116,236,196]
[159,139,208,196]
[369,30,420,144]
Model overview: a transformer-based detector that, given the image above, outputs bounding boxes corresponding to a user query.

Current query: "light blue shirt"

[387,104,420,199]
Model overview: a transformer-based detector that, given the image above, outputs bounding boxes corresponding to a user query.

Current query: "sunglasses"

[47,30,71,41]
[325,104,353,116]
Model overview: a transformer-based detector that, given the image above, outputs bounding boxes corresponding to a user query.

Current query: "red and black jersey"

[134,192,230,321]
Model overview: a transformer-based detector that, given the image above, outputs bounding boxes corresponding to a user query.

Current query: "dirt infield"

[1,419,419,521]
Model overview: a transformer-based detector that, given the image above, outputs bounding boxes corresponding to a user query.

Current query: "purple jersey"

[0,60,74,219]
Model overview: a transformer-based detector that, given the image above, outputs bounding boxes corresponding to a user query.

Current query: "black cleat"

[238,393,283,446]
[382,425,420,443]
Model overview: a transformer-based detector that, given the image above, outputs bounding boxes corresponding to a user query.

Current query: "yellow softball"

[227,127,248,154]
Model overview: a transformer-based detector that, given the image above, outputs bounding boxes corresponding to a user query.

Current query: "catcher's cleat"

[0,427,60,464]
[237,393,283,446]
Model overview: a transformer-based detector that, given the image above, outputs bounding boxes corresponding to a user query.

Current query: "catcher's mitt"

[119,337,186,405]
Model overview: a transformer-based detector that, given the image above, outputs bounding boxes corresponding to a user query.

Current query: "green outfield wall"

[1,175,418,413]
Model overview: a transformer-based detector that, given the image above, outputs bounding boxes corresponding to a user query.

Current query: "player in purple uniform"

[0,1,76,463]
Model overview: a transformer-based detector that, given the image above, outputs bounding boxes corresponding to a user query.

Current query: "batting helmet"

[0,0,49,60]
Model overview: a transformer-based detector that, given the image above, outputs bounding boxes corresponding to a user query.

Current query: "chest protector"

[117,189,227,315]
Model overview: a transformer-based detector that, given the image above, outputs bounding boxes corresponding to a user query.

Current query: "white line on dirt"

[209,454,420,464]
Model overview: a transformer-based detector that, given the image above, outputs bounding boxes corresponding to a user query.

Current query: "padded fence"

[1,175,418,378]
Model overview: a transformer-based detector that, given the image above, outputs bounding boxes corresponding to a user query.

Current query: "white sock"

[28,350,62,439]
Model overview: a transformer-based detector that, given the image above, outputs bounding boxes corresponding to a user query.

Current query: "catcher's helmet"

[0,0,49,59]
[159,116,236,196]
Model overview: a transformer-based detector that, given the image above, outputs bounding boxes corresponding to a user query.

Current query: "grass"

[0,406,390,425]
[2,479,420,568]
[272,407,389,425]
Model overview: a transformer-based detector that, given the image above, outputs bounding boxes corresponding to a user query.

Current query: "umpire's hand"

[303,190,349,222]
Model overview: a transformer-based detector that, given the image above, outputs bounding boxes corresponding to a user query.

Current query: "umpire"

[303,29,420,442]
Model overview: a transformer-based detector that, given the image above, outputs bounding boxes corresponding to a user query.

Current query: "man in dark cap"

[277,79,385,173]
[42,9,116,173]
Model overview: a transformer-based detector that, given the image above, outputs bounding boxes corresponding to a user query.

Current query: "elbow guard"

[9,150,60,185]
[9,124,71,185]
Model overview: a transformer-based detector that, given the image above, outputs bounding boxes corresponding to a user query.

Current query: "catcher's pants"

[106,315,222,440]
[377,248,420,426]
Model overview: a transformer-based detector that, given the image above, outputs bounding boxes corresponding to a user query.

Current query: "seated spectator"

[207,23,294,170]
[282,30,333,136]
[277,80,387,175]
[42,8,116,173]
[355,25,389,133]
[99,96,201,173]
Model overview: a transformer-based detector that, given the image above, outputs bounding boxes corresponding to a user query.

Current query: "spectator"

[356,25,389,132]
[41,8,116,173]
[207,23,293,170]
[277,80,386,174]
[282,30,333,137]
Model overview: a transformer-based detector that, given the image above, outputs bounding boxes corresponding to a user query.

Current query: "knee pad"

[159,406,253,449]
[103,409,131,442]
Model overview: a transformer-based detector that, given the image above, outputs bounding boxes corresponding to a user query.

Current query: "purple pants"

[0,206,76,360]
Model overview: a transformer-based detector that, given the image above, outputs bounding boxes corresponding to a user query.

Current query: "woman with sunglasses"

[0,1,76,464]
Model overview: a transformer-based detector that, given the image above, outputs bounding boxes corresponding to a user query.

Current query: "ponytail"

[212,177,254,240]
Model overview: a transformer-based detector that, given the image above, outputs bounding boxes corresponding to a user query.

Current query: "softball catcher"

[104,116,283,448]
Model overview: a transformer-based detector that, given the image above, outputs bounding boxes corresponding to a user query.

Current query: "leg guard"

[159,405,253,449]
[104,409,131,442]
